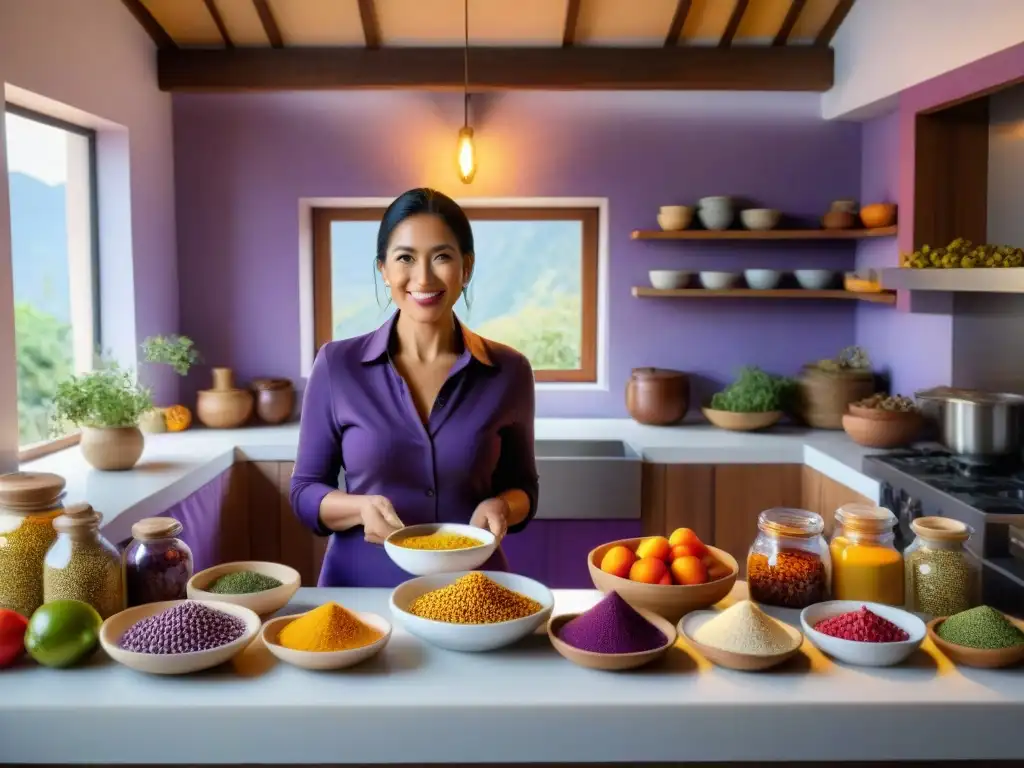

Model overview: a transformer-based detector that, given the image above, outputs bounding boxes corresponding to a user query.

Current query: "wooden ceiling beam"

[562,0,581,47]
[815,0,854,46]
[252,0,284,48]
[664,0,692,47]
[719,0,749,48]
[772,0,805,46]
[119,0,176,50]
[357,0,381,49]
[203,0,233,48]
[157,46,833,92]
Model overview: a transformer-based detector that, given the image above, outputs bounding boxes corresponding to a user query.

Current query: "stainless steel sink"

[534,439,642,520]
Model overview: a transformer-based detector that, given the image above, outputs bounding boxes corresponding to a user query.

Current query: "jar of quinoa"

[904,516,980,618]
[44,503,125,619]
[0,472,66,617]
[124,517,193,606]
[747,508,830,609]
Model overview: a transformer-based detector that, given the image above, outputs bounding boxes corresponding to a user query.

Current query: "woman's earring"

[384,281,390,287]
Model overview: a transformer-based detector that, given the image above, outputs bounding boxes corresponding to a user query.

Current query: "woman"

[290,188,539,587]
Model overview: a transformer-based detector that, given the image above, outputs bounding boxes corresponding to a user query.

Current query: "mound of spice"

[407,572,541,624]
[278,602,382,652]
[814,606,909,643]
[395,532,483,551]
[747,550,828,609]
[206,571,283,595]
[692,600,796,656]
[936,606,1024,650]
[119,601,246,654]
[557,591,666,654]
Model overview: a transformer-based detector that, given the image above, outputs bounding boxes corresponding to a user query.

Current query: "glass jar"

[124,517,193,606]
[904,516,981,618]
[747,507,830,609]
[829,503,904,605]
[43,503,125,619]
[0,472,66,617]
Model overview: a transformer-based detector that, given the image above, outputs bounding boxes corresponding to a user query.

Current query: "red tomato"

[0,609,29,668]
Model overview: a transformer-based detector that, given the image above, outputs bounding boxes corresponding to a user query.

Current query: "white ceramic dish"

[743,269,782,289]
[262,610,392,670]
[794,269,836,290]
[384,523,497,576]
[100,599,261,675]
[186,561,300,616]
[390,570,554,652]
[680,609,803,671]
[700,271,740,290]
[800,600,926,667]
[649,269,692,289]
[740,208,781,231]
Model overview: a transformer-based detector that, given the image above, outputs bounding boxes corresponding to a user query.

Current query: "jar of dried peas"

[747,508,830,609]
[829,503,903,605]
[904,517,981,619]
[0,472,66,617]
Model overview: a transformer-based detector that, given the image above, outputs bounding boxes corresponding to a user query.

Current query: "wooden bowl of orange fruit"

[587,529,738,623]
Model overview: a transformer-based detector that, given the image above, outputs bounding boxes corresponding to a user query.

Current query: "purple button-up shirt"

[289,311,539,587]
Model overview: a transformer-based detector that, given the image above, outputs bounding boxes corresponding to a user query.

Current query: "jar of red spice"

[747,508,830,609]
[124,517,193,606]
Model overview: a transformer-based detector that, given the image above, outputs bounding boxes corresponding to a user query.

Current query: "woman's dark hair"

[376,187,474,265]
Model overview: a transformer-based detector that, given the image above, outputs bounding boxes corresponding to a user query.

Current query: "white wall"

[0,0,177,471]
[824,0,1024,120]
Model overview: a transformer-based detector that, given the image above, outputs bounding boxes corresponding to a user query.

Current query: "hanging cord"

[463,0,469,127]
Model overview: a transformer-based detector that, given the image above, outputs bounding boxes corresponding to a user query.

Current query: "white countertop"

[1,584,1020,764]
[22,419,884,544]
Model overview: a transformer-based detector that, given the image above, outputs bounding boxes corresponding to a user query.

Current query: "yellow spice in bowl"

[394,532,484,550]
[407,572,541,624]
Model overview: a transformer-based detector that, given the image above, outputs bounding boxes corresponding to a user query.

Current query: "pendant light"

[456,0,477,184]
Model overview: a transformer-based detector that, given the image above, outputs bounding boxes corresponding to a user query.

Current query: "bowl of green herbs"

[702,367,797,432]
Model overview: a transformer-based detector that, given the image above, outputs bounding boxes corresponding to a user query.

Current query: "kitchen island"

[1,584,1021,765]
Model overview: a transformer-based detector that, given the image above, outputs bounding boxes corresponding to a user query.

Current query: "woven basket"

[797,366,876,429]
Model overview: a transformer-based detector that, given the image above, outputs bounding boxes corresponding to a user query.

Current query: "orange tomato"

[657,572,673,586]
[670,555,708,586]
[668,527,707,557]
[670,543,702,560]
[599,545,637,579]
[704,554,732,582]
[635,536,672,562]
[164,405,192,432]
[629,556,669,585]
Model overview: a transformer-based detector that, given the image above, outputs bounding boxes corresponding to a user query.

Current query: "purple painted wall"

[173,91,862,416]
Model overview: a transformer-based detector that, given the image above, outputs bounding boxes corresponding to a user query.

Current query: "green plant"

[806,345,872,374]
[141,334,200,377]
[710,366,798,413]
[51,363,153,431]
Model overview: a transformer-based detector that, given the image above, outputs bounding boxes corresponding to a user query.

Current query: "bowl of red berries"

[799,601,926,667]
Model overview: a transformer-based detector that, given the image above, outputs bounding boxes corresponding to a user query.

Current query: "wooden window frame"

[312,205,599,384]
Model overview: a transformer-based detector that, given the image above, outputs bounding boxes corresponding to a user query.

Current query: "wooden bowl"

[547,609,677,671]
[587,539,738,623]
[100,599,261,675]
[927,615,1024,669]
[186,561,300,617]
[821,210,856,230]
[702,407,782,432]
[680,610,803,671]
[842,412,922,448]
[262,610,392,670]
[860,202,897,229]
[848,404,921,421]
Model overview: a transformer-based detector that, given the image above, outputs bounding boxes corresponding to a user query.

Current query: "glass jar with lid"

[829,503,903,605]
[124,517,194,606]
[904,516,981,618]
[43,503,125,619]
[747,507,830,609]
[0,471,66,617]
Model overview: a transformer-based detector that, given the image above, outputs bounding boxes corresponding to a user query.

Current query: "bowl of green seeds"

[187,561,300,617]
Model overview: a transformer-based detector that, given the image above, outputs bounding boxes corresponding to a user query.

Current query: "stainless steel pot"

[915,387,1024,458]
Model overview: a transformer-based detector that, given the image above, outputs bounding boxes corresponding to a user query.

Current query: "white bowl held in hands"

[186,561,300,616]
[384,523,497,576]
[100,599,262,675]
[794,269,836,290]
[800,600,926,667]
[649,270,692,290]
[700,271,740,290]
[743,269,782,290]
[389,570,554,652]
[262,610,392,670]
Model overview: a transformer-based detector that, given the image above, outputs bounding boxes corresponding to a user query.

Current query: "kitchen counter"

[1,583,1021,765]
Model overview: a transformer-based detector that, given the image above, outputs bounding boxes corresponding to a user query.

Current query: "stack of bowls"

[697,196,734,231]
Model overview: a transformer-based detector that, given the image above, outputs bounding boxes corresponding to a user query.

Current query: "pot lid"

[630,367,687,381]
[0,471,67,508]
[131,516,183,540]
[915,387,1024,405]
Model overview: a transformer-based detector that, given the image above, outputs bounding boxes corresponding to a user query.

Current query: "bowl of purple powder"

[547,591,676,670]
[99,599,261,675]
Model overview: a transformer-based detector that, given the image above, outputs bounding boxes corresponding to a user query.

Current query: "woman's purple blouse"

[289,312,539,587]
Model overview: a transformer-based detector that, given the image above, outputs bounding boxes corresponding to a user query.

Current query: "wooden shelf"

[631,287,897,305]
[630,226,898,241]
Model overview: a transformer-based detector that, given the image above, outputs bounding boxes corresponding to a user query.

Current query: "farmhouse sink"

[534,439,642,520]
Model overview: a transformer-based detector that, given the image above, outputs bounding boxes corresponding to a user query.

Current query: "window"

[4,105,99,458]
[312,205,598,383]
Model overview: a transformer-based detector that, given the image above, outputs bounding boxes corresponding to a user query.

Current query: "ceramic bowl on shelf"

[926,614,1024,669]
[822,210,856,230]
[794,269,836,290]
[743,269,782,290]
[587,538,738,623]
[699,271,740,290]
[657,206,693,231]
[842,412,923,448]
[680,609,803,671]
[547,609,677,671]
[99,599,261,675]
[740,208,781,231]
[389,570,553,652]
[186,561,300,617]
[261,610,392,670]
[649,270,692,290]
[801,601,926,667]
[860,202,897,229]
[702,407,782,432]
[384,523,497,576]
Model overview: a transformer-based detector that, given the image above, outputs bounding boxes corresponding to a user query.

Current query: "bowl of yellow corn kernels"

[384,523,497,576]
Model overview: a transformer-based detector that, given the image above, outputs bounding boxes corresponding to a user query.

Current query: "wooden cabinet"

[641,464,714,542]
[801,465,874,535]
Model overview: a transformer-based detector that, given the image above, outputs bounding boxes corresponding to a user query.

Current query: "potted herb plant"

[139,334,201,433]
[52,362,153,471]
[797,345,876,429]
[702,366,797,432]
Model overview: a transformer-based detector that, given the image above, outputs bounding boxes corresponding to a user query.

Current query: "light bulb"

[456,126,476,184]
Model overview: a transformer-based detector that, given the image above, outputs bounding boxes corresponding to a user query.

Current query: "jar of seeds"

[124,517,193,606]
[747,508,831,609]
[904,516,981,618]
[0,472,66,617]
[43,503,125,619]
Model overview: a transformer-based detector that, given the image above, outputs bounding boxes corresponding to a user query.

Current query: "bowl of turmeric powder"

[262,601,392,671]
[385,523,497,576]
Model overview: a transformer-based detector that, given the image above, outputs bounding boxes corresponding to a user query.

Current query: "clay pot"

[80,426,144,471]
[860,202,897,228]
[252,378,295,425]
[196,367,254,429]
[821,210,856,230]
[626,368,690,426]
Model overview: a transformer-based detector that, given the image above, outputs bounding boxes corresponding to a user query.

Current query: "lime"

[25,599,102,668]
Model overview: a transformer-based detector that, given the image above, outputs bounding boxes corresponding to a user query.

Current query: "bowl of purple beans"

[99,599,261,675]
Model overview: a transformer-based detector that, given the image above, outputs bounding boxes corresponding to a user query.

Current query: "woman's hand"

[357,495,405,544]
[470,498,510,544]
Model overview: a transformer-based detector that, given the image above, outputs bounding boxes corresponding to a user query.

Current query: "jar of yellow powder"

[829,503,903,605]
